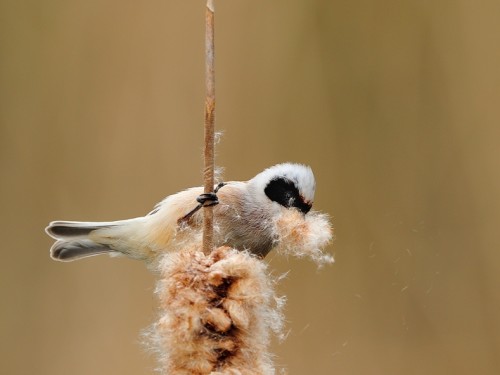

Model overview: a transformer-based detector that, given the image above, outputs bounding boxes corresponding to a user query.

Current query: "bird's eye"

[264,177,312,214]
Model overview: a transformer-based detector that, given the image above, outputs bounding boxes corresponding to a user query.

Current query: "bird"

[46,163,316,262]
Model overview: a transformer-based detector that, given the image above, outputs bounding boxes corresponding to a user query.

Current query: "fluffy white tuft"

[272,209,334,266]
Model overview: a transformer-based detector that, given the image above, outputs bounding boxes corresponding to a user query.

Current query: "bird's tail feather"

[50,239,114,261]
[46,218,147,262]
[46,221,119,240]
[46,220,128,262]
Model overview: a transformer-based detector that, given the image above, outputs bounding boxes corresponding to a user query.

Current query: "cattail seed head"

[146,246,284,374]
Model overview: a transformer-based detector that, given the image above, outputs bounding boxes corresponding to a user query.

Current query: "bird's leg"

[177,182,226,225]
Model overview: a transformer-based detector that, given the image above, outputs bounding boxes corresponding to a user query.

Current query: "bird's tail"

[46,220,136,262]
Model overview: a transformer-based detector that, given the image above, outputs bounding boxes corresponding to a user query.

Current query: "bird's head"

[249,163,316,214]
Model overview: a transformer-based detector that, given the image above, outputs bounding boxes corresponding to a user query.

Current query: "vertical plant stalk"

[203,0,216,256]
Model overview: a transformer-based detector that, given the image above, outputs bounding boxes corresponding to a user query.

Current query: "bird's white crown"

[250,163,316,203]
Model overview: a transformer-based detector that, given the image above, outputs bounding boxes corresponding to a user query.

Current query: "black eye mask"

[264,177,312,214]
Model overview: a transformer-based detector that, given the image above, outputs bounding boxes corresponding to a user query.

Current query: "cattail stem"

[203,0,216,255]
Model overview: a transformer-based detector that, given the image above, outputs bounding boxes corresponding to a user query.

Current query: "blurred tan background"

[1,0,500,374]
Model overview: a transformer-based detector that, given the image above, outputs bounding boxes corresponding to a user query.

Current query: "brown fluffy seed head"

[145,246,284,375]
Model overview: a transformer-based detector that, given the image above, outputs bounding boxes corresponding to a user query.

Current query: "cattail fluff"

[146,246,285,374]
[273,209,334,266]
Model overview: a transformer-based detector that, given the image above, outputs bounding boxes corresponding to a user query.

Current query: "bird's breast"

[213,193,275,257]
